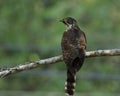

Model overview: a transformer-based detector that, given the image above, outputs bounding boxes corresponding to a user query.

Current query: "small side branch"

[0,49,120,77]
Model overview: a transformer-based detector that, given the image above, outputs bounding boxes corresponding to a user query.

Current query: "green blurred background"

[0,0,120,96]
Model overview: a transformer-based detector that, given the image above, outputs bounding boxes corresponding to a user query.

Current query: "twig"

[0,49,120,78]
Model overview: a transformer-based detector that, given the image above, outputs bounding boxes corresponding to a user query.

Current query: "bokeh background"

[0,0,120,96]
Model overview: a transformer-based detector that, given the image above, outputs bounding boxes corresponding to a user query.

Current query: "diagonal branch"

[0,49,120,78]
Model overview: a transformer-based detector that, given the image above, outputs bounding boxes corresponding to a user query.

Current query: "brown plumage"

[60,17,86,96]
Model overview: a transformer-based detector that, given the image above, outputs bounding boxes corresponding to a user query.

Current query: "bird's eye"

[68,19,73,24]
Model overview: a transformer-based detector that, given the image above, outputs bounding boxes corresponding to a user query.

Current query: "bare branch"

[0,49,120,78]
[86,49,120,57]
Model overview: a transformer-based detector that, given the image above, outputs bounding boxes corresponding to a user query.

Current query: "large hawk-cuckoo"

[60,17,87,96]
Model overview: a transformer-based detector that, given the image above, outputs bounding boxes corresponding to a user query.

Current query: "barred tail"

[65,70,76,96]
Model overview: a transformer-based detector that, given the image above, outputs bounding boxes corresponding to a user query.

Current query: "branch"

[0,49,120,78]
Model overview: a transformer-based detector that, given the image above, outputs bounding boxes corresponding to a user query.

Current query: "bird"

[60,17,87,96]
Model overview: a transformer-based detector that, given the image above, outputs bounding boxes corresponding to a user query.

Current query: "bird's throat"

[66,24,72,31]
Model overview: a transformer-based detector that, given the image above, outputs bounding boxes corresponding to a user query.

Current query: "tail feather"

[65,70,76,96]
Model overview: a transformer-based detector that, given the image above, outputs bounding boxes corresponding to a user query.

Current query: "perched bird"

[60,17,87,96]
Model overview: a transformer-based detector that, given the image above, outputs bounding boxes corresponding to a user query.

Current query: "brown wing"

[61,27,86,71]
[79,31,86,50]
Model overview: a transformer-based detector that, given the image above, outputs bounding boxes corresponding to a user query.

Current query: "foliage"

[0,0,120,95]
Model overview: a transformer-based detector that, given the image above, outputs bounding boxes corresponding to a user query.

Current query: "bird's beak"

[59,19,64,22]
[59,19,66,25]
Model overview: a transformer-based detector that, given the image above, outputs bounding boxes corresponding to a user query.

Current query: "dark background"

[0,0,120,96]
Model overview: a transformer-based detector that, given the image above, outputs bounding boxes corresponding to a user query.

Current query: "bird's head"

[60,17,77,27]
